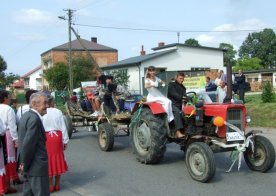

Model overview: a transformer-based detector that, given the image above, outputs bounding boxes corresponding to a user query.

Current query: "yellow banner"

[184,76,206,90]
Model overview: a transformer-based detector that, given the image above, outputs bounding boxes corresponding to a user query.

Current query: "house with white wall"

[21,66,42,90]
[102,43,225,95]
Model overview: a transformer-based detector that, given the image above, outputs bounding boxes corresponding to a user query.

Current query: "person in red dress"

[0,90,18,194]
[42,95,69,192]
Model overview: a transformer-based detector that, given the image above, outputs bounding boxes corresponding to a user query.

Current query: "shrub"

[261,82,275,103]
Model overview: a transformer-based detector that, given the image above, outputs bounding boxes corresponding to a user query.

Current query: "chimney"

[158,42,165,47]
[91,37,97,43]
[140,45,146,56]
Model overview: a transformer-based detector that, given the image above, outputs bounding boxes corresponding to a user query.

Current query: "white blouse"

[0,104,17,140]
[42,108,69,144]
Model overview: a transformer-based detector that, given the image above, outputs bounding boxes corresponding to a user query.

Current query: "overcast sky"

[1,0,275,75]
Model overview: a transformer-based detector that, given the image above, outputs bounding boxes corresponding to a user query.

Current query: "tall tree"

[233,57,263,72]
[3,73,20,87]
[72,53,97,88]
[44,62,69,91]
[110,69,130,86]
[184,38,201,47]
[219,43,237,66]
[239,28,276,69]
[0,55,7,73]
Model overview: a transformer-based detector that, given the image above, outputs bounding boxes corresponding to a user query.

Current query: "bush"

[261,82,275,103]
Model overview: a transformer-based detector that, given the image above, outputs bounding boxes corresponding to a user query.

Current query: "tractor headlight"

[213,116,225,127]
[246,115,251,123]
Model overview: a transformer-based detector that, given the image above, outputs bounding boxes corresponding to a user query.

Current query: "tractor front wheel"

[186,142,216,182]
[244,135,275,172]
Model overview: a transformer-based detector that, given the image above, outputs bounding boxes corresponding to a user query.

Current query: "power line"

[73,23,275,33]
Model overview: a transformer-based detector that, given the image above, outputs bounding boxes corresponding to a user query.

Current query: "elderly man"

[18,92,50,196]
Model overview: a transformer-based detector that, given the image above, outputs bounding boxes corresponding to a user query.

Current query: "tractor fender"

[131,102,166,115]
[245,130,263,137]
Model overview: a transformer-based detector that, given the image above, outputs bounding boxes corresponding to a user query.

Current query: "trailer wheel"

[64,115,73,139]
[244,135,275,172]
[98,123,114,151]
[131,107,167,164]
[186,142,216,182]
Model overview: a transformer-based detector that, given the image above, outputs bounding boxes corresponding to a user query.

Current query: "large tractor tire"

[186,142,216,182]
[64,115,73,139]
[131,107,167,164]
[244,135,275,172]
[98,123,114,152]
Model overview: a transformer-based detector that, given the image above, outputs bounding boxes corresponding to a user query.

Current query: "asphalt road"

[12,127,276,196]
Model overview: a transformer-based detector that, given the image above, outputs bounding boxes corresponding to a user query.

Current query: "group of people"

[0,89,69,196]
[79,74,130,116]
[144,66,247,138]
[205,69,246,103]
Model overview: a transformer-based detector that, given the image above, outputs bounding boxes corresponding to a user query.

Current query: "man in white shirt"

[216,81,227,103]
[17,90,37,120]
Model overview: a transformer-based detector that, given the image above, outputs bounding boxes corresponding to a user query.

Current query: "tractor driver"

[167,72,187,138]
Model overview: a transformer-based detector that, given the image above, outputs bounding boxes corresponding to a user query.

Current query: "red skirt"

[46,131,68,177]
[0,175,6,194]
[5,162,18,181]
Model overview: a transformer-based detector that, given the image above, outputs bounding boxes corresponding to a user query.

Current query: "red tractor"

[130,66,275,182]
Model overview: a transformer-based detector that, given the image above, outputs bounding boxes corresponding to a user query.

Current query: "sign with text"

[184,76,206,91]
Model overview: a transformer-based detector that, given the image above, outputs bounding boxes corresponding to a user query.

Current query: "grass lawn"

[245,94,276,128]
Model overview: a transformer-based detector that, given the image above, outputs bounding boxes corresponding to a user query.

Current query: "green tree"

[219,43,237,66]
[0,55,7,73]
[110,69,130,86]
[72,53,97,88]
[184,38,201,47]
[0,55,7,87]
[239,28,276,69]
[44,62,69,90]
[3,73,20,87]
[261,82,275,103]
[233,57,263,72]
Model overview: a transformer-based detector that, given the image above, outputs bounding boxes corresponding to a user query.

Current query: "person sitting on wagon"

[144,66,174,122]
[167,72,186,138]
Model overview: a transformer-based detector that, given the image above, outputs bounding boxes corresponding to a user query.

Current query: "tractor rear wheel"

[244,135,275,172]
[98,123,114,152]
[131,107,167,164]
[186,142,216,182]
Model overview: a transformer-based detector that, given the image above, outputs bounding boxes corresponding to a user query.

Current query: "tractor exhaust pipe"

[225,64,233,103]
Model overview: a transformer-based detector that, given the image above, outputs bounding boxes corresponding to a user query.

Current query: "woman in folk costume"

[0,90,18,194]
[0,119,7,196]
[42,95,69,193]
[144,66,174,122]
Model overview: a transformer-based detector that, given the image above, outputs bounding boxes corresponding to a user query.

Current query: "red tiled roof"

[21,66,42,78]
[41,38,117,56]
[13,79,24,88]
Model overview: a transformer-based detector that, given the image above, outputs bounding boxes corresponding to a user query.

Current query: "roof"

[21,66,42,78]
[41,38,117,56]
[101,49,177,69]
[13,79,24,88]
[152,43,225,52]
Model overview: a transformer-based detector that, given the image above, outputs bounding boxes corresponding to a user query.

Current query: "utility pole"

[67,9,74,94]
[59,9,75,93]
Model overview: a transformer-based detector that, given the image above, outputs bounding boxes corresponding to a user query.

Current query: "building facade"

[41,37,118,89]
[21,66,42,90]
[102,43,225,95]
